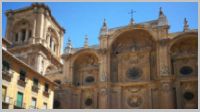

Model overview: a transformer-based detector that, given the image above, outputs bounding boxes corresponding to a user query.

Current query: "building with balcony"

[2,38,57,109]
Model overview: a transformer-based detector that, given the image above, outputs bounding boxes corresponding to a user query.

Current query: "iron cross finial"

[128,9,136,19]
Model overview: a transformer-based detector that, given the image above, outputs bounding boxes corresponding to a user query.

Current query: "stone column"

[25,29,29,42]
[18,31,22,44]
[63,54,73,84]
[35,8,44,44]
[52,41,54,52]
[159,79,175,108]
[60,32,64,55]
[98,88,109,108]
[48,36,51,48]
[5,12,14,42]
[30,19,36,44]
[158,40,171,77]
[35,53,43,73]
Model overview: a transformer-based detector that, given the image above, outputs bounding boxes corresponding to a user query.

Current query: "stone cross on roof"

[183,18,189,32]
[84,34,89,48]
[128,9,136,25]
[128,9,136,19]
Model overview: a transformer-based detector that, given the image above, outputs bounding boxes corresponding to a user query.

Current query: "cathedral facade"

[4,3,198,109]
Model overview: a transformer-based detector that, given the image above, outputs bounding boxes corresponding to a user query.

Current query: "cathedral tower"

[5,3,65,75]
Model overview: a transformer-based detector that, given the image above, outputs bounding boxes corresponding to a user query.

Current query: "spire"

[65,37,72,54]
[158,7,168,26]
[84,34,88,48]
[100,18,108,36]
[128,9,136,25]
[67,37,72,48]
[103,18,107,27]
[159,7,164,17]
[183,18,189,32]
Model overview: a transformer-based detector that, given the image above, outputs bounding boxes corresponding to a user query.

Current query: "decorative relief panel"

[116,52,150,82]
[122,86,146,108]
[127,95,143,108]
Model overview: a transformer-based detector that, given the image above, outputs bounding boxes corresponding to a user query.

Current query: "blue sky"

[2,2,198,50]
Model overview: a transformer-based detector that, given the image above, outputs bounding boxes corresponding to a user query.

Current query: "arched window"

[46,27,59,54]
[12,19,32,44]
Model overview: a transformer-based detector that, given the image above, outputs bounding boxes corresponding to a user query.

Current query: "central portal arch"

[110,29,156,82]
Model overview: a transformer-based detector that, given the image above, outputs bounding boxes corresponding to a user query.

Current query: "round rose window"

[127,67,142,79]
[85,98,93,106]
[183,91,194,101]
[180,66,193,75]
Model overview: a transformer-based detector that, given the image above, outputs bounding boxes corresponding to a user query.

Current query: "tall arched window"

[12,19,32,44]
[46,27,59,54]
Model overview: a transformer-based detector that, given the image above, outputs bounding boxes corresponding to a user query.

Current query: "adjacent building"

[2,38,57,109]
[2,3,63,109]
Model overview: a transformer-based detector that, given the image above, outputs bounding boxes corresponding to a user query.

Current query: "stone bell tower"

[5,3,65,75]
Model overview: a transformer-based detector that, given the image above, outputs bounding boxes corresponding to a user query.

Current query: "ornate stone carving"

[161,82,172,92]
[127,95,142,108]
[128,88,141,93]
[99,88,107,96]
[160,65,170,76]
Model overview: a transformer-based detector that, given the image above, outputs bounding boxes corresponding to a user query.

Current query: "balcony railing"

[17,79,26,87]
[2,70,13,82]
[29,105,39,109]
[43,91,50,97]
[14,101,26,109]
[32,85,39,93]
[2,96,13,104]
